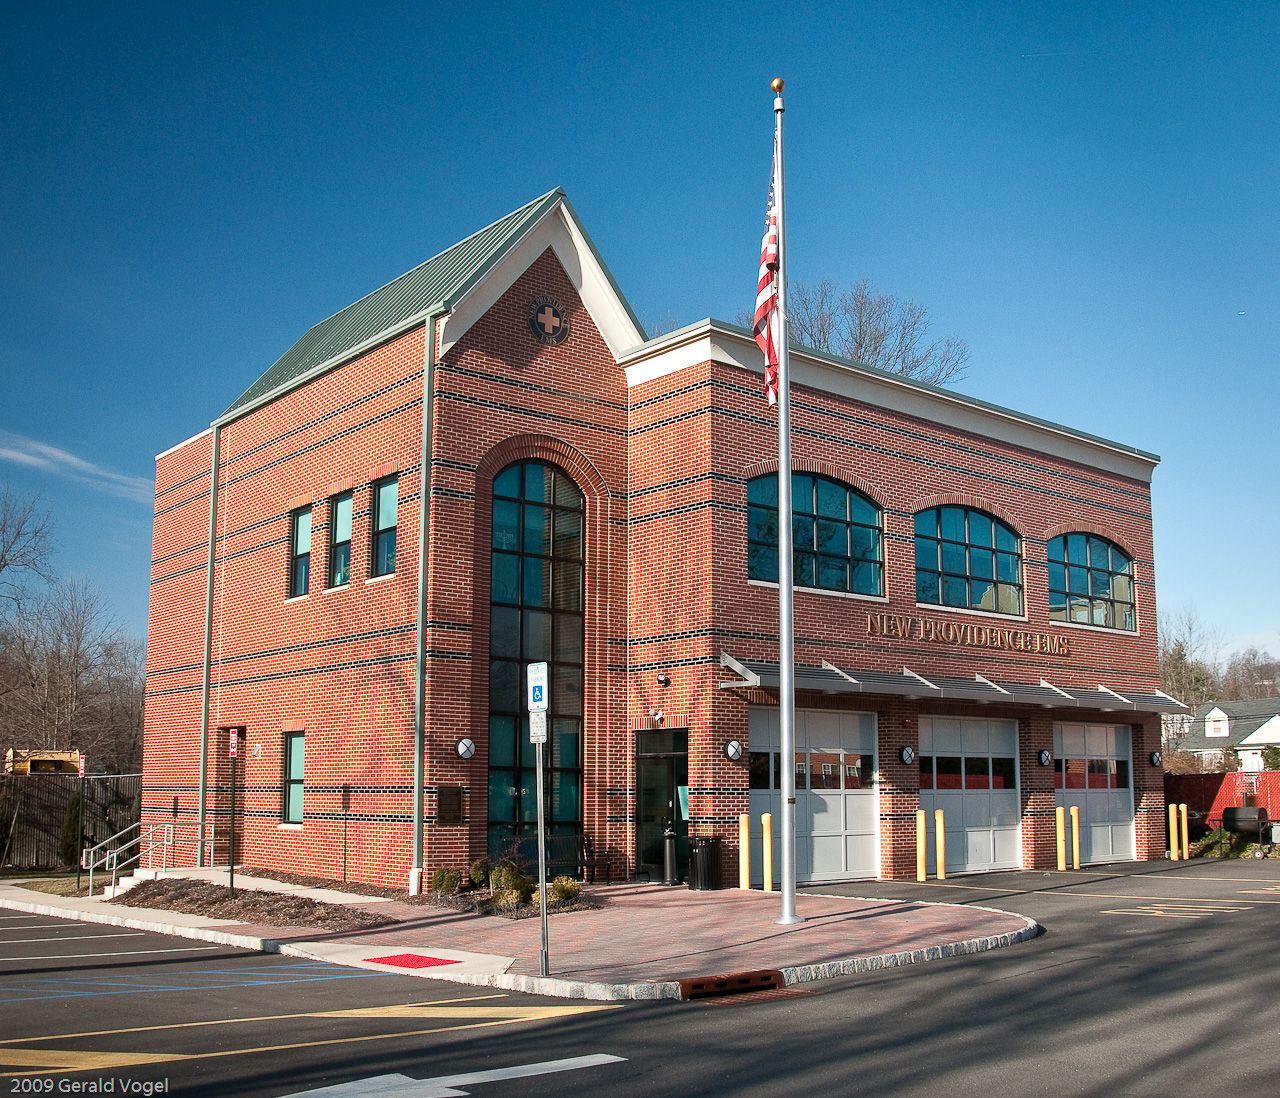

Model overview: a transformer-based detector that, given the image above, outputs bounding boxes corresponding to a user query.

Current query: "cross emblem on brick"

[528,298,570,344]
[536,305,561,335]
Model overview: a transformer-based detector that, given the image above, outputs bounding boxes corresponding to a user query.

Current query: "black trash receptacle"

[688,836,722,890]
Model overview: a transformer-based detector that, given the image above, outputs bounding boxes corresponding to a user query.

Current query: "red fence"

[1164,771,1280,821]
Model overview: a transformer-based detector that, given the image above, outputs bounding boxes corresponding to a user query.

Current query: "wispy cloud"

[0,430,154,504]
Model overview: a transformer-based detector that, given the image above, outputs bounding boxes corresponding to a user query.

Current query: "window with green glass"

[282,732,304,823]
[370,475,398,577]
[288,507,311,598]
[327,491,352,588]
[487,461,584,860]
[1047,533,1136,630]
[914,506,1023,615]
[747,473,883,596]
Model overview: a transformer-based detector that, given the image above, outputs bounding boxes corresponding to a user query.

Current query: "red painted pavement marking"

[365,953,461,969]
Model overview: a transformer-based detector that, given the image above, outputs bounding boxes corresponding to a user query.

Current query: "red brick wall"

[143,241,1169,889]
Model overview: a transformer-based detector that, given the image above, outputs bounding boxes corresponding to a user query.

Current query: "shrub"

[549,875,581,902]
[430,866,462,893]
[489,861,533,900]
[468,857,489,889]
[495,887,527,908]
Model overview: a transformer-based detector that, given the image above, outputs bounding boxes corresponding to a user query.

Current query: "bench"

[506,832,601,883]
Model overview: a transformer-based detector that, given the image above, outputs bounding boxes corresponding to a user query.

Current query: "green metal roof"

[220,188,568,420]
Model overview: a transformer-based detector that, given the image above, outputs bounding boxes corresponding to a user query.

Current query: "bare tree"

[0,486,52,606]
[0,578,143,772]
[1158,606,1224,710]
[1220,646,1280,700]
[788,278,970,385]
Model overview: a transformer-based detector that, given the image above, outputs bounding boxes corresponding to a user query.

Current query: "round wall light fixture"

[455,737,476,760]
[724,739,743,761]
[1038,749,1052,767]
[899,745,915,765]
[1150,751,1162,767]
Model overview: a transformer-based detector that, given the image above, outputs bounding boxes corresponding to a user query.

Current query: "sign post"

[75,753,85,889]
[526,662,550,976]
[221,727,244,898]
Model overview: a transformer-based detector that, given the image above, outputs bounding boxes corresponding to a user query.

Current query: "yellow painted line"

[916,882,1268,905]
[0,1007,620,1078]
[1102,902,1247,919]
[0,1050,187,1071]
[0,995,606,1046]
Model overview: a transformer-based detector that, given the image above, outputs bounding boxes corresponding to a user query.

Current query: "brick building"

[142,188,1184,890]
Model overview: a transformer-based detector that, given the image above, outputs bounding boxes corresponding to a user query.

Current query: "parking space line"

[0,946,224,961]
[1102,902,1249,919]
[0,933,147,944]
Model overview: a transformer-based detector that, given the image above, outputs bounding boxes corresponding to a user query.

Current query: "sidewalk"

[0,869,1039,1001]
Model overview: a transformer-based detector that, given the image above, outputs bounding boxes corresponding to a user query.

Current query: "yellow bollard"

[739,814,751,890]
[934,808,946,880]
[762,812,774,892]
[1180,804,1190,861]
[1070,805,1081,869]
[1168,803,1180,860]
[916,809,927,882]
[1056,806,1067,871]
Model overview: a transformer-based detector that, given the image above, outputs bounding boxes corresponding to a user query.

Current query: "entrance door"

[919,716,1021,874]
[1054,723,1134,862]
[748,708,878,883]
[635,730,688,881]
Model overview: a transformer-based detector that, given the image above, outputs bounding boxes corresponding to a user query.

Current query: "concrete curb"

[0,891,1040,1002]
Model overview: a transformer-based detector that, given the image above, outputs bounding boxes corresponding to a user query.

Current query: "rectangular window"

[371,475,398,577]
[282,732,304,823]
[327,492,352,587]
[289,507,311,597]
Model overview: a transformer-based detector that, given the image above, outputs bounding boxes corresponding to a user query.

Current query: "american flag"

[753,154,780,404]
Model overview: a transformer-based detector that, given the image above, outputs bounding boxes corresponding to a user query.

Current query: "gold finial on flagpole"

[771,77,784,93]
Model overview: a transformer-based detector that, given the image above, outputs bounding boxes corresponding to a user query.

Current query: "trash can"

[687,836,722,890]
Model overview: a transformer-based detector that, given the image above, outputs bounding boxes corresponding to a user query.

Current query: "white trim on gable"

[1240,714,1280,746]
[438,202,644,362]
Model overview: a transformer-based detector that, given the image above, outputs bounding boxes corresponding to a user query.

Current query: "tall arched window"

[487,461,584,858]
[747,473,883,596]
[1047,533,1136,630]
[914,506,1023,615]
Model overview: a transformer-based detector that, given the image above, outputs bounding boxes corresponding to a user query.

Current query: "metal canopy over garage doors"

[748,707,878,884]
[919,716,1021,874]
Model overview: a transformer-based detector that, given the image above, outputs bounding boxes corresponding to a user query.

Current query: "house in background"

[1176,700,1280,770]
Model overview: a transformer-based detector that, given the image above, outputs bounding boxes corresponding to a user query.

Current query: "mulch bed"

[112,878,396,932]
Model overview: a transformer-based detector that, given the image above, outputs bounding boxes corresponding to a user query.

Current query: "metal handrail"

[81,820,217,894]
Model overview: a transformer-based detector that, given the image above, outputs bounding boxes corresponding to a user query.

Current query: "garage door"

[919,716,1021,874]
[1054,722,1134,863]
[748,707,878,883]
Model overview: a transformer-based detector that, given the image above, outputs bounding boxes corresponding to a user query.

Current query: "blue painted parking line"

[0,962,392,1004]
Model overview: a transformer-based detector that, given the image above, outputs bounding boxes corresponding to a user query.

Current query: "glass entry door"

[635,730,688,882]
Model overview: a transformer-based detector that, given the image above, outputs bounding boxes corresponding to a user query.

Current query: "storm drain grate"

[678,969,787,1001]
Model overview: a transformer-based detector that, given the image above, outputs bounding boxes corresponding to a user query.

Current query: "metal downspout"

[411,311,443,894]
[197,424,220,867]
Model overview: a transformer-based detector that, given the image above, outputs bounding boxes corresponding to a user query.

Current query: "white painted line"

[0,933,148,944]
[281,1053,628,1097]
[0,923,93,930]
[0,946,224,961]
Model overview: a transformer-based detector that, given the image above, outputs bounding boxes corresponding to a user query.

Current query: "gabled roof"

[1177,698,1280,753]
[219,188,643,422]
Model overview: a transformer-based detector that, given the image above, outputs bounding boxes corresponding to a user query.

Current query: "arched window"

[747,473,883,596]
[487,461,584,859]
[1047,534,1136,630]
[914,506,1023,615]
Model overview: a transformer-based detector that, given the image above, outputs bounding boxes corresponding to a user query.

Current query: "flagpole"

[771,76,802,925]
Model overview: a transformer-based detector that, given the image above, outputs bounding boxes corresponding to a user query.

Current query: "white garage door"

[748,707,879,883]
[919,716,1021,874]
[1054,723,1134,863]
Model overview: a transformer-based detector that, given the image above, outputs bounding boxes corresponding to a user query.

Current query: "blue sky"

[1,1,1276,660]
